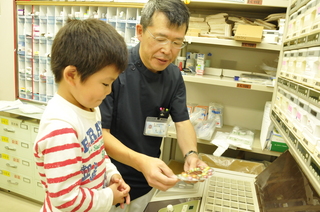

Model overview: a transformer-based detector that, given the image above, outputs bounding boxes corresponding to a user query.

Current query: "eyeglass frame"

[145,29,187,49]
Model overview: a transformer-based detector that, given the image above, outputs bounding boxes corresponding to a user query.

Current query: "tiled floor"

[0,188,42,212]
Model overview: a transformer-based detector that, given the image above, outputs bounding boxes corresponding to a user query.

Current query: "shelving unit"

[167,126,281,157]
[15,1,143,103]
[182,75,274,92]
[14,0,286,153]
[185,0,287,11]
[170,0,288,161]
[185,36,282,51]
[271,0,320,196]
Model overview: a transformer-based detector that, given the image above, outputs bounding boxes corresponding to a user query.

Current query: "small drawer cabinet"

[0,111,44,202]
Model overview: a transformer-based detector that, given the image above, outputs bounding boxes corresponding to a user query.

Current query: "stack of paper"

[264,13,286,22]
[187,12,284,38]
[190,16,205,22]
[206,13,231,37]
[187,17,209,34]
[254,19,276,30]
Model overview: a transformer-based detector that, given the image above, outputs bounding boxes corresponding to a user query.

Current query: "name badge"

[143,117,168,137]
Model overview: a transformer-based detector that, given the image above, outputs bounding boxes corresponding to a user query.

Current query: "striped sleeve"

[34,123,113,211]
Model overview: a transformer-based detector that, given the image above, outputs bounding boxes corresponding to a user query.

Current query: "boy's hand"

[110,174,130,208]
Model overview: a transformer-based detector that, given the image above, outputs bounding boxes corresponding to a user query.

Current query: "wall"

[0,0,15,101]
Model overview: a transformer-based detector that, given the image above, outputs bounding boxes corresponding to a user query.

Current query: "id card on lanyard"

[143,107,170,137]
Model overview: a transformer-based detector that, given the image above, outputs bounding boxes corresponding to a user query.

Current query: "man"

[100,0,207,211]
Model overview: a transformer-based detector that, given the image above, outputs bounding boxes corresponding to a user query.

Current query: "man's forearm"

[175,120,198,156]
[102,129,147,172]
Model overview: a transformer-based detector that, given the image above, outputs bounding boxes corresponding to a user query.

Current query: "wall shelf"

[183,75,274,93]
[15,1,145,8]
[185,0,287,11]
[185,36,282,51]
[167,125,281,157]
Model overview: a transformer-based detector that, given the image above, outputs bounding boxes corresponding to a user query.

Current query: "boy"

[33,18,130,211]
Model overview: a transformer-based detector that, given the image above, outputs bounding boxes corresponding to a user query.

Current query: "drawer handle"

[4,127,15,133]
[5,146,16,151]
[7,180,18,185]
[6,163,17,168]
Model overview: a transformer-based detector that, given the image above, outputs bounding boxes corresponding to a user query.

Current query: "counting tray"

[199,168,260,212]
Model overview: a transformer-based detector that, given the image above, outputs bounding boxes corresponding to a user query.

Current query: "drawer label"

[1,118,9,125]
[1,136,9,143]
[11,121,19,127]
[1,170,10,177]
[0,153,10,160]
[13,157,20,163]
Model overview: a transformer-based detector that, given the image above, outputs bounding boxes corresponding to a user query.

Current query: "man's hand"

[139,156,179,191]
[184,153,208,171]
[182,154,209,183]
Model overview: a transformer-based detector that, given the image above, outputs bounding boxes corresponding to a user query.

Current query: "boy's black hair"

[51,18,128,83]
[140,0,190,32]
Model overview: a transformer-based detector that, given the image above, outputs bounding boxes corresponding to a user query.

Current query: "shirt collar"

[130,43,164,79]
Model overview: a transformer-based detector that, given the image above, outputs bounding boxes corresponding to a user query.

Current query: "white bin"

[303,47,320,86]
[294,48,308,81]
[301,0,317,35]
[288,50,298,81]
[293,6,307,38]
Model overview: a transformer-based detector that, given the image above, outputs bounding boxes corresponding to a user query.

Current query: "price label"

[1,118,9,125]
[237,83,252,89]
[241,43,257,48]
[247,0,262,5]
[1,136,9,143]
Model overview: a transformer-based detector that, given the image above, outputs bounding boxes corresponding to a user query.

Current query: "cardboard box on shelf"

[196,53,205,75]
[186,28,201,37]
[270,141,288,152]
[235,25,264,43]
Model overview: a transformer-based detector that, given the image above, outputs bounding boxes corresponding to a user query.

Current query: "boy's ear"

[63,65,78,85]
[136,24,143,41]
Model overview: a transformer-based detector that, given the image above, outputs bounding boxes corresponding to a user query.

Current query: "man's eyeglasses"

[146,29,187,49]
